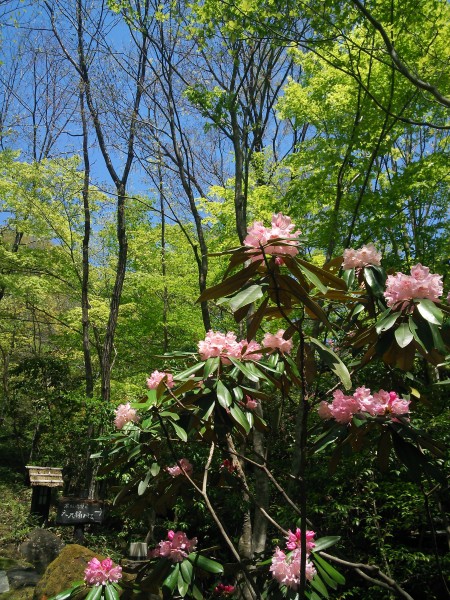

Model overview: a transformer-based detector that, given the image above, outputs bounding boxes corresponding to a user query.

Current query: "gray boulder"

[19,528,65,573]
[6,566,40,589]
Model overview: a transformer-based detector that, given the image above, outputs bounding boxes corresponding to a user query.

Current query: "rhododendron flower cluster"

[244,213,301,261]
[214,583,236,596]
[318,387,410,424]
[114,403,139,429]
[270,529,316,590]
[149,530,197,563]
[84,557,122,586]
[384,264,443,309]
[342,243,382,270]
[262,329,293,354]
[166,458,193,477]
[198,330,262,363]
[146,370,174,390]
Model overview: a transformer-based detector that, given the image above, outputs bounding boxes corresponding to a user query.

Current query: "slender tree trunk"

[79,87,94,398]
[101,183,128,403]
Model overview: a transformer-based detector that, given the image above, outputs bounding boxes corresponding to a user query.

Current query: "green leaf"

[180,558,193,583]
[395,323,413,348]
[177,569,189,597]
[163,565,180,592]
[192,584,204,600]
[312,536,341,552]
[104,583,119,600]
[85,586,103,600]
[171,421,188,442]
[216,380,232,408]
[310,573,329,598]
[363,266,385,296]
[309,337,351,390]
[375,311,400,334]
[298,263,328,293]
[313,554,346,585]
[228,284,264,312]
[203,356,220,379]
[150,462,160,476]
[229,403,251,433]
[174,362,205,380]
[138,468,152,496]
[188,553,224,574]
[49,584,84,600]
[416,299,443,325]
[227,356,260,382]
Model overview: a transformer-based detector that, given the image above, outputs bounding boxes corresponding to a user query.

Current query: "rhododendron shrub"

[92,212,448,599]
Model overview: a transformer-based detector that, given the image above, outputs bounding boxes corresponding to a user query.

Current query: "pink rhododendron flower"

[244,213,301,261]
[342,243,382,270]
[114,403,139,429]
[262,330,293,354]
[245,396,258,410]
[84,557,122,586]
[286,528,316,552]
[166,458,193,477]
[384,264,443,309]
[328,390,360,424]
[198,330,261,363]
[270,548,316,590]
[318,387,410,423]
[146,370,174,390]
[149,530,197,563]
[317,400,333,420]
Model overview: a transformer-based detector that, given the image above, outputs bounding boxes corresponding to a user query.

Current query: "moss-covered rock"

[33,545,104,600]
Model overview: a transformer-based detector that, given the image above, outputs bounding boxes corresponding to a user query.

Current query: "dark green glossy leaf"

[228,284,264,312]
[171,421,187,443]
[229,403,251,433]
[312,554,346,585]
[416,299,443,325]
[180,558,193,583]
[177,569,189,597]
[395,323,413,348]
[104,583,119,600]
[203,356,220,379]
[216,380,232,408]
[163,565,180,592]
[188,553,224,574]
[312,536,341,553]
[310,573,329,598]
[174,362,205,380]
[227,356,260,382]
[298,263,328,294]
[309,337,351,390]
[375,311,400,334]
[85,586,103,600]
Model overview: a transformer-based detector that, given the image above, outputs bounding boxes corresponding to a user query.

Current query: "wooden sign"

[26,466,64,487]
[56,499,105,525]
